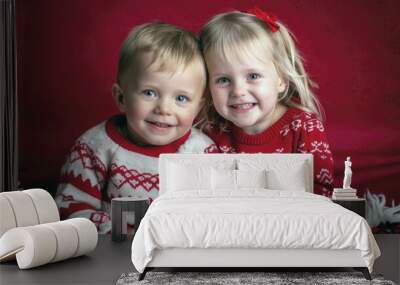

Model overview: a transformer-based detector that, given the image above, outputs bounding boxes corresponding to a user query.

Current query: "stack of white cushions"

[0,189,98,269]
[165,159,307,193]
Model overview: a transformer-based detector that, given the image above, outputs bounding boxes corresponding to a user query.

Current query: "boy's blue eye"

[143,89,156,97]
[248,73,260,80]
[176,95,189,103]
[216,77,230,85]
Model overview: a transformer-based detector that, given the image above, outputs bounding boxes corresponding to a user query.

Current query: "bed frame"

[138,154,371,280]
[140,248,370,280]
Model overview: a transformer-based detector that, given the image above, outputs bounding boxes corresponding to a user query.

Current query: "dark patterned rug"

[116,271,396,285]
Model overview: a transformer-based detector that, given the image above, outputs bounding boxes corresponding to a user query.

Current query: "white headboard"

[159,154,313,195]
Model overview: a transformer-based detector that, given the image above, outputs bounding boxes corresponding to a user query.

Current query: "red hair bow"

[247,7,279,33]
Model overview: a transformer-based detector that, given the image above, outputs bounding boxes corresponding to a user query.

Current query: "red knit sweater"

[206,108,334,196]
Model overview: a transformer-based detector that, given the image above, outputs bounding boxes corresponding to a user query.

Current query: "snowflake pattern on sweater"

[206,108,334,196]
[56,115,217,233]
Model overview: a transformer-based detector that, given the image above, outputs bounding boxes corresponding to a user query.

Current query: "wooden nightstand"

[332,198,366,218]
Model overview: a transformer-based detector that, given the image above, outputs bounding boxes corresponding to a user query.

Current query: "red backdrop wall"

[16,1,400,213]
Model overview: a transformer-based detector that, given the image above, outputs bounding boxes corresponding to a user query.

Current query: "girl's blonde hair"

[117,22,205,88]
[199,11,323,131]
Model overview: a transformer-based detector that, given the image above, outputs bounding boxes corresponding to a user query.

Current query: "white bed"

[131,154,380,280]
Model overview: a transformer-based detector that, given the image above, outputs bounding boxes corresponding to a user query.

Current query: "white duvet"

[131,190,380,273]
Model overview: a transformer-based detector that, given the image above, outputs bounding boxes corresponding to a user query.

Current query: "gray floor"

[0,235,134,285]
[1,234,398,285]
[373,234,400,284]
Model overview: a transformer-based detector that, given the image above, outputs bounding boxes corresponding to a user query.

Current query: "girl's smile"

[229,102,257,112]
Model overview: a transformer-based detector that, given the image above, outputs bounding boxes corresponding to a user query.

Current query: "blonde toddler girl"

[200,8,333,196]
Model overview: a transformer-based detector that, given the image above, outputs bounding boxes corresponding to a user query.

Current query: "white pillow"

[236,169,267,189]
[266,164,306,191]
[167,163,211,191]
[211,169,267,190]
[210,159,237,171]
[237,159,307,191]
[211,168,237,190]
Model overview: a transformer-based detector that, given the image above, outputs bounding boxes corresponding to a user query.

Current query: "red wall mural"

[16,0,400,232]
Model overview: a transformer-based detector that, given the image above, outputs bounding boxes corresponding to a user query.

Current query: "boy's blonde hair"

[199,11,323,131]
[117,22,206,88]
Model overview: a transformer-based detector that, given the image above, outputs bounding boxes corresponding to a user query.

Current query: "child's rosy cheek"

[181,114,198,126]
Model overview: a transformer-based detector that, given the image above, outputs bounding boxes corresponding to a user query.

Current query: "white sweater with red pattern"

[206,108,334,196]
[55,115,217,233]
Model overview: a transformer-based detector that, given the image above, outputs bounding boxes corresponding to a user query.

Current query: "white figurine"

[343,156,353,189]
